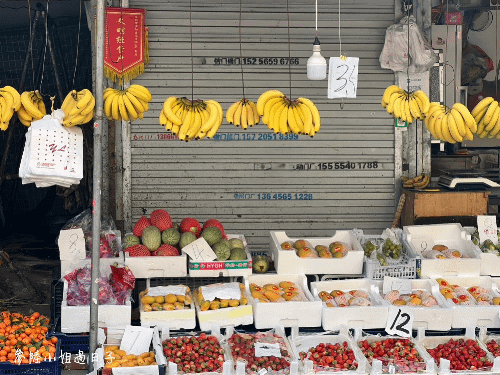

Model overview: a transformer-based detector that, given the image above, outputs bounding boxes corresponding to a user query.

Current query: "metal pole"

[89,0,105,370]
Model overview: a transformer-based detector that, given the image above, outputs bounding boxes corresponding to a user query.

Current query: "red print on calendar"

[48,144,67,153]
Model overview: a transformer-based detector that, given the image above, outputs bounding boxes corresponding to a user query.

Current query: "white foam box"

[403,223,481,278]
[60,280,131,333]
[189,234,252,277]
[194,291,253,332]
[124,252,187,278]
[244,274,322,329]
[430,275,500,328]
[353,329,436,375]
[417,328,497,375]
[310,278,388,330]
[140,304,196,330]
[464,226,500,277]
[270,230,364,275]
[374,279,453,331]
[288,327,367,375]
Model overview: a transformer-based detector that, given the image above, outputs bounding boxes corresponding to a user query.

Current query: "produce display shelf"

[0,339,61,375]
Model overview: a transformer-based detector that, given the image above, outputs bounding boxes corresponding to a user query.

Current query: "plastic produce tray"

[0,338,61,375]
[356,230,417,279]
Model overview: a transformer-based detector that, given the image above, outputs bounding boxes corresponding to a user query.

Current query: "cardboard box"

[269,230,364,275]
[189,234,252,277]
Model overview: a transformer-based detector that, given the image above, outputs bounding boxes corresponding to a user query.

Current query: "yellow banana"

[409,96,421,120]
[202,101,220,132]
[433,111,445,140]
[291,104,304,134]
[262,97,282,124]
[69,89,93,117]
[473,105,489,124]
[111,93,121,120]
[297,97,320,132]
[279,102,289,134]
[477,118,486,134]
[267,100,284,130]
[246,102,255,126]
[61,90,77,114]
[21,91,43,119]
[271,101,286,133]
[485,106,500,132]
[488,113,500,137]
[1,86,21,111]
[171,124,180,135]
[452,102,477,133]
[482,100,499,126]
[393,95,403,119]
[226,100,241,124]
[463,124,474,141]
[287,105,300,135]
[233,101,243,127]
[125,90,146,115]
[257,90,284,115]
[440,113,456,143]
[178,108,193,140]
[297,103,312,135]
[104,91,118,119]
[448,108,467,137]
[128,84,152,102]
[241,102,248,130]
[162,96,182,125]
[382,85,403,106]
[122,93,137,121]
[79,95,95,117]
[471,96,494,117]
[186,108,202,140]
[103,88,118,102]
[446,112,463,142]
[159,110,168,126]
[17,105,33,122]
[412,90,430,114]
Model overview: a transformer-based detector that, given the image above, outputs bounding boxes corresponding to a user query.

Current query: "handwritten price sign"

[182,238,217,262]
[385,306,414,338]
[57,228,86,260]
[477,215,498,245]
[328,57,359,99]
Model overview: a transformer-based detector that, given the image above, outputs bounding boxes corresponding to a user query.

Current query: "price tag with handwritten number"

[412,238,435,255]
[328,57,359,99]
[477,215,498,245]
[385,306,414,338]
[254,342,281,358]
[182,238,217,262]
[58,228,86,261]
[383,277,413,295]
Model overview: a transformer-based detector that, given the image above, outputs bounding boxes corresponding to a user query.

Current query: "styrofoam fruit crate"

[60,280,131,334]
[429,276,500,328]
[464,226,500,277]
[194,282,253,331]
[139,285,196,330]
[288,326,367,374]
[161,327,233,375]
[352,328,436,375]
[417,327,498,375]
[61,253,124,277]
[374,279,453,331]
[269,231,364,275]
[100,326,166,375]
[124,251,188,278]
[478,327,500,369]
[189,234,252,277]
[244,274,322,329]
[310,278,388,330]
[403,223,481,278]
[225,325,298,375]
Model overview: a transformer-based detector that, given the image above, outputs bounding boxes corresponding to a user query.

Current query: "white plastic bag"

[18,112,83,187]
[379,16,437,73]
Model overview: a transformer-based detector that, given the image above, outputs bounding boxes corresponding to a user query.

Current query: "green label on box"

[190,260,252,270]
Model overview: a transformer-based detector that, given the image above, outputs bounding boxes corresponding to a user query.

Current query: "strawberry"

[125,244,150,257]
[150,209,173,231]
[154,244,180,256]
[132,216,151,237]
[202,218,226,237]
[180,217,202,237]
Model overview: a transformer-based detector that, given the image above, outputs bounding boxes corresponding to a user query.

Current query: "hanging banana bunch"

[0,86,21,130]
[103,84,152,122]
[381,85,430,124]
[159,96,223,141]
[226,98,260,129]
[18,90,46,128]
[256,90,321,137]
[471,97,500,139]
[424,103,476,143]
[61,89,96,127]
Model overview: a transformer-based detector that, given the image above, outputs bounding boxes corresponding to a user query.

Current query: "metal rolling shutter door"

[128,0,396,251]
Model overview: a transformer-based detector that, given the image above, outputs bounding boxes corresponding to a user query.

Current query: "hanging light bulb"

[307,0,327,80]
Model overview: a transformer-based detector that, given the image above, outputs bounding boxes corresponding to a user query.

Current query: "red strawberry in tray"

[150,209,173,231]
[133,216,151,237]
[180,217,202,237]
[125,244,150,257]
[154,244,180,256]
[202,218,226,238]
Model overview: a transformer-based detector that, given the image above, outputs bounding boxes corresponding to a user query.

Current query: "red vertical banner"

[104,7,148,83]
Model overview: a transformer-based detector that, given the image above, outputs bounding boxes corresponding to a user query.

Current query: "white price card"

[147,286,187,297]
[385,306,414,338]
[328,57,359,99]
[254,342,282,358]
[477,215,498,245]
[58,228,86,261]
[201,282,241,301]
[383,277,413,295]
[182,237,217,262]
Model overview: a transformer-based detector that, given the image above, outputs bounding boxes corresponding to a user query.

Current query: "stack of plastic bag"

[18,109,83,188]
[379,16,437,73]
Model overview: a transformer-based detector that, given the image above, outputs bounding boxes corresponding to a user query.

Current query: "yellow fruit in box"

[279,281,294,288]
[175,302,185,310]
[162,303,175,311]
[141,296,155,305]
[229,299,240,307]
[210,301,221,310]
[393,299,407,305]
[220,299,229,308]
[151,302,162,311]
[154,296,165,304]
[177,295,185,303]
[107,346,119,352]
[493,297,500,305]
[250,283,263,292]
[165,294,177,304]
[200,300,210,311]
[239,297,248,305]
[410,297,422,305]
[330,290,344,297]
[143,304,152,312]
